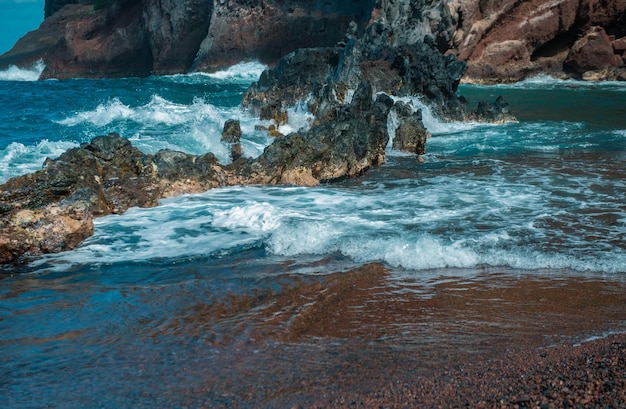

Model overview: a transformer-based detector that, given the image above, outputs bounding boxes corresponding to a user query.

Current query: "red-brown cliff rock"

[565,26,623,73]
[448,0,626,82]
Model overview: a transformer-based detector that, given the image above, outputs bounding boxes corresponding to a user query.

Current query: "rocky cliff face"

[4,0,624,81]
[0,0,378,78]
[446,0,626,82]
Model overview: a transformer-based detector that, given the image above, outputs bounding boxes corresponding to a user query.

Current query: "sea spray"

[0,59,45,82]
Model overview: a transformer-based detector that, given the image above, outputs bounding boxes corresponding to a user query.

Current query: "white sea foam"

[28,157,626,275]
[57,98,134,127]
[0,139,78,183]
[54,94,273,162]
[212,202,283,233]
[0,59,45,82]
[482,74,626,91]
[389,95,485,136]
[56,95,224,128]
[205,61,268,82]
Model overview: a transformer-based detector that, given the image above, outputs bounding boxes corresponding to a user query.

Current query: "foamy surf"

[478,74,626,91]
[0,59,45,81]
[204,61,268,82]
[30,181,626,275]
[388,95,486,137]
[54,93,275,163]
[0,139,78,184]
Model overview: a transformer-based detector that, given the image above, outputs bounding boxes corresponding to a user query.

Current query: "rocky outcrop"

[0,133,227,262]
[467,95,517,123]
[221,119,243,161]
[0,77,395,263]
[446,0,626,82]
[392,101,429,157]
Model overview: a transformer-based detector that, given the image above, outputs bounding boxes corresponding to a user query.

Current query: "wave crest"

[0,59,45,82]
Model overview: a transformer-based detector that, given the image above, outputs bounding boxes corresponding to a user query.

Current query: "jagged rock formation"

[3,0,624,82]
[446,0,626,82]
[0,78,395,263]
[392,101,430,157]
[0,133,225,262]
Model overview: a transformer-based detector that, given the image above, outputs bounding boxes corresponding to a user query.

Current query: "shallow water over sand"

[3,263,626,407]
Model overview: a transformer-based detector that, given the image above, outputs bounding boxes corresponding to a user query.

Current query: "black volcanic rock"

[252,81,393,184]
[392,101,429,155]
[0,80,395,263]
[0,0,511,265]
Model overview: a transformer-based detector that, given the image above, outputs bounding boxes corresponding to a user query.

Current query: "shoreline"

[157,264,626,407]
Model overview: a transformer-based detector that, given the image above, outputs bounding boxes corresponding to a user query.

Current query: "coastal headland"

[1,0,625,82]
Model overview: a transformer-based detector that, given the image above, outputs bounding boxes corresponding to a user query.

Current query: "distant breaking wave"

[0,59,45,82]
[485,74,626,91]
[166,61,268,84]
[204,61,268,81]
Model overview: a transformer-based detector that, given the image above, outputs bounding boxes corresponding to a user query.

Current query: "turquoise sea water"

[1,63,625,407]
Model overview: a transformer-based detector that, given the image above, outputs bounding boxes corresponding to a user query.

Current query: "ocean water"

[1,62,626,407]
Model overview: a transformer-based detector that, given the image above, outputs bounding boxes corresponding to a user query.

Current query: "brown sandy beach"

[161,263,626,407]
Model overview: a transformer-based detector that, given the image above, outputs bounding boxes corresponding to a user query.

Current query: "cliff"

[447,0,626,82]
[2,0,623,82]
[0,0,460,79]
[0,0,378,79]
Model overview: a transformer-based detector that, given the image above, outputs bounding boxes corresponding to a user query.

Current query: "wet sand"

[160,263,626,407]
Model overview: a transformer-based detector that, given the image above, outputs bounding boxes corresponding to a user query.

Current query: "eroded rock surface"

[1,0,378,78]
[0,78,395,263]
[446,0,626,82]
[5,0,625,81]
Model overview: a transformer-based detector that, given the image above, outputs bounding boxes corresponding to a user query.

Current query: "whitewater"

[1,61,626,408]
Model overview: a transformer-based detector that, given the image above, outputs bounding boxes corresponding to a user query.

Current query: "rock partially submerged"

[0,134,225,263]
[0,79,394,263]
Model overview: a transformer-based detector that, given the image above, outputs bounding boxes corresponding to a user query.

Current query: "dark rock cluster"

[0,76,396,262]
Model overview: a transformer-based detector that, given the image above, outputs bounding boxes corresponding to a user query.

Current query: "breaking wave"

[0,59,45,82]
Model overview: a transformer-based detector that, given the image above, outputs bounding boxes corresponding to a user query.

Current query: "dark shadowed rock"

[392,101,429,155]
[250,81,393,185]
[466,95,517,123]
[221,119,243,161]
